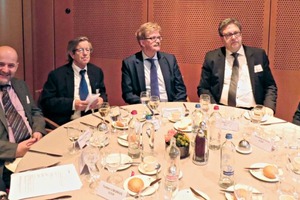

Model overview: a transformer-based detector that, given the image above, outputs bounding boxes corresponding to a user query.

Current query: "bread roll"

[263,165,278,179]
[116,121,124,127]
[128,177,144,193]
[233,189,248,200]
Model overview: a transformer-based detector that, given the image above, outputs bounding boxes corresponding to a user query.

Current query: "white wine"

[69,136,79,142]
[99,108,109,117]
[148,101,159,110]
[141,97,150,105]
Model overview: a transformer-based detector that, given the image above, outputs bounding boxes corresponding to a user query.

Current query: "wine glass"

[109,106,120,133]
[149,95,160,115]
[249,105,265,124]
[83,146,100,186]
[105,151,123,185]
[140,91,150,115]
[67,126,81,154]
[98,102,110,131]
[89,127,107,149]
[199,94,210,118]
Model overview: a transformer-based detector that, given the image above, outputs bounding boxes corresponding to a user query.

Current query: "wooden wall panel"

[149,0,271,104]
[269,0,300,121]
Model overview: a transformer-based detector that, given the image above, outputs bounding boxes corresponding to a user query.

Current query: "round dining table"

[13,102,300,200]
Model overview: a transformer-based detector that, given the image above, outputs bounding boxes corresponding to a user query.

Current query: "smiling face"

[70,40,92,68]
[220,23,242,53]
[140,30,162,57]
[0,46,19,85]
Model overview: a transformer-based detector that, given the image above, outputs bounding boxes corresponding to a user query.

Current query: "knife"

[190,187,207,200]
[19,162,59,172]
[80,121,97,128]
[260,121,288,126]
[135,178,161,196]
[46,195,72,200]
[28,149,63,157]
[220,189,263,195]
[92,113,110,124]
[244,167,264,170]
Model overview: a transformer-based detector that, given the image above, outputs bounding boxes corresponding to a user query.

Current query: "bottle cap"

[195,103,201,108]
[225,133,232,139]
[131,110,137,115]
[145,115,152,120]
[213,105,219,110]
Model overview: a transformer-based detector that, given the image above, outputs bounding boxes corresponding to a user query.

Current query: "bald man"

[0,46,46,191]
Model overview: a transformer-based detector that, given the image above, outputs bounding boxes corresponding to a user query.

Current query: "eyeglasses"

[144,36,163,42]
[222,32,241,39]
[74,48,93,53]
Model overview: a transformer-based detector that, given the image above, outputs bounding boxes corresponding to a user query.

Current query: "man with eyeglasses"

[121,22,187,104]
[197,18,277,112]
[40,36,107,125]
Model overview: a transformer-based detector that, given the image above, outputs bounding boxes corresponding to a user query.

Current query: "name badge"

[96,181,127,200]
[254,64,263,73]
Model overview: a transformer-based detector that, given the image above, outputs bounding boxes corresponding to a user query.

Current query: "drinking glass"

[149,95,160,116]
[140,91,150,115]
[89,127,107,149]
[249,105,265,124]
[199,94,210,118]
[67,126,81,154]
[98,102,110,131]
[109,106,120,133]
[83,146,100,185]
[105,151,123,185]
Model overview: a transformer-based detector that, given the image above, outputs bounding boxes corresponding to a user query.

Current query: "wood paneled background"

[0,0,299,122]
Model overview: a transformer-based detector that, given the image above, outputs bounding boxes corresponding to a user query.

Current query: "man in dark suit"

[0,46,46,195]
[40,36,108,125]
[292,102,300,125]
[197,18,277,112]
[122,22,187,104]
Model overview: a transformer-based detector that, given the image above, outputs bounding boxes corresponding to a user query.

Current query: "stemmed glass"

[140,91,150,115]
[98,102,110,131]
[109,106,120,133]
[89,127,107,149]
[149,95,160,116]
[105,151,123,185]
[199,94,210,119]
[83,146,100,187]
[67,126,81,154]
[248,105,265,135]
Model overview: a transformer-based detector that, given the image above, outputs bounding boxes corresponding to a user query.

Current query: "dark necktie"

[228,53,239,106]
[79,70,88,100]
[147,58,159,97]
[1,85,30,143]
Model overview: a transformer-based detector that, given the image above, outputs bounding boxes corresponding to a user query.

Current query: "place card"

[77,129,92,149]
[220,119,239,132]
[250,134,273,152]
[95,181,127,200]
[78,152,89,175]
[161,107,183,118]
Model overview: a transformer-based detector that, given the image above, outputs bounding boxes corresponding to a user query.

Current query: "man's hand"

[74,99,89,111]
[32,132,43,141]
[15,138,38,157]
[89,97,104,110]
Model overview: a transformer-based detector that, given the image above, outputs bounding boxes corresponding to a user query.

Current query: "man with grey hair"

[122,22,187,104]
[40,36,107,125]
[197,18,277,112]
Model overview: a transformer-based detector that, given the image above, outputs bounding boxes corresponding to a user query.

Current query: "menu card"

[9,164,82,200]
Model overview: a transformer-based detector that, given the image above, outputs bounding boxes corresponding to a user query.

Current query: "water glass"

[199,94,210,117]
[83,146,100,184]
[67,126,81,154]
[109,106,121,133]
[105,151,123,185]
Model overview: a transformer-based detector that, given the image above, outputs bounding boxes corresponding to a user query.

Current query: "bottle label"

[223,170,234,176]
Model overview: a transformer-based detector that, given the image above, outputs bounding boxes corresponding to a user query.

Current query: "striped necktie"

[1,85,30,143]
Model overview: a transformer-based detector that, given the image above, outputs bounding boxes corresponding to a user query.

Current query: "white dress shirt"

[142,52,168,102]
[220,46,256,108]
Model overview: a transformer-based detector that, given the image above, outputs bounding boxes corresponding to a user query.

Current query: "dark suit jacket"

[122,51,187,104]
[197,45,277,111]
[292,102,300,126]
[40,62,108,125]
[0,78,46,178]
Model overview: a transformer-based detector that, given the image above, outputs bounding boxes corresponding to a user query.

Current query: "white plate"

[236,146,252,154]
[168,116,182,123]
[243,112,269,122]
[225,184,262,200]
[249,163,281,182]
[174,188,210,200]
[173,122,192,133]
[118,154,133,170]
[138,163,161,175]
[123,175,159,196]
[117,134,128,147]
[112,122,128,130]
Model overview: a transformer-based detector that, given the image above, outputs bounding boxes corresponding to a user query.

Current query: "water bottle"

[128,110,141,158]
[141,115,155,156]
[219,133,235,188]
[209,105,222,150]
[193,121,209,165]
[164,137,180,199]
[192,104,203,132]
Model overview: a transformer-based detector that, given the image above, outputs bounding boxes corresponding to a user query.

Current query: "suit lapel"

[216,48,226,99]
[244,46,256,95]
[65,64,75,97]
[158,53,171,99]
[0,102,8,131]
[135,52,146,91]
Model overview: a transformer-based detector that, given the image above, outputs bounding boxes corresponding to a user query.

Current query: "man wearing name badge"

[121,22,187,104]
[40,36,108,125]
[197,18,277,113]
[0,46,46,197]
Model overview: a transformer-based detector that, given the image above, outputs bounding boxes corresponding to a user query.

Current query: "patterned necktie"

[147,58,160,97]
[1,85,30,143]
[228,53,239,106]
[79,69,88,100]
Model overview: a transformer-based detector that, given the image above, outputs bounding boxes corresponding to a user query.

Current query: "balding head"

[0,46,19,85]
